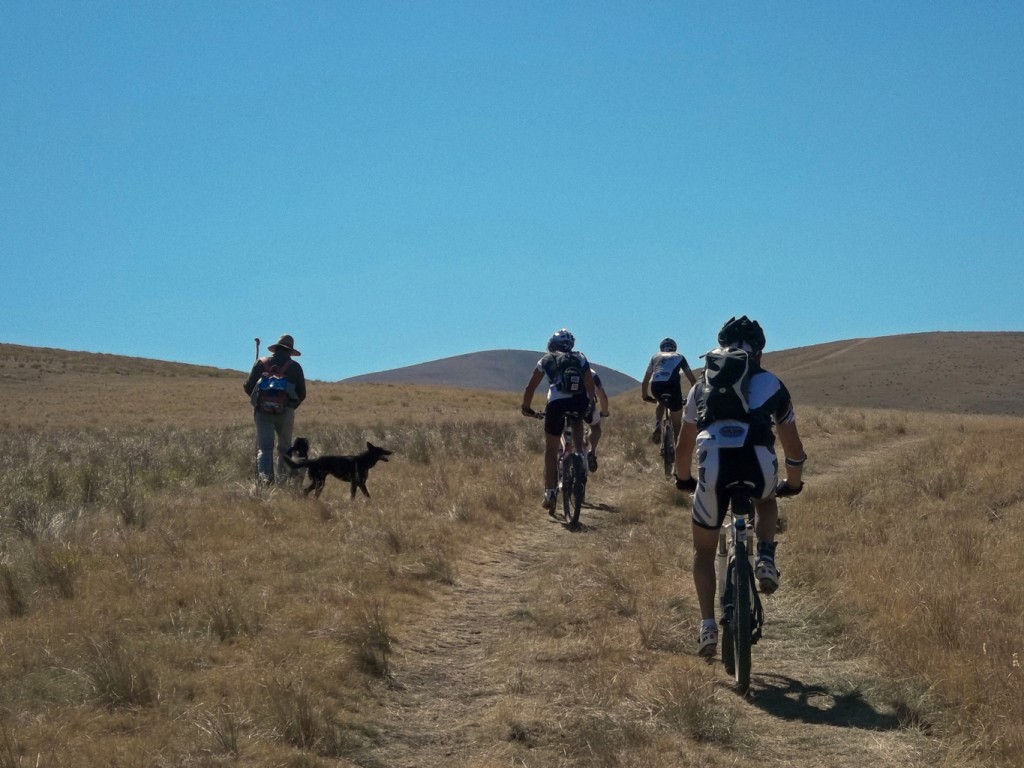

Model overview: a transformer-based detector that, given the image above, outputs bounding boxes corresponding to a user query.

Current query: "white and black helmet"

[547,328,576,353]
[718,316,766,354]
[659,337,677,352]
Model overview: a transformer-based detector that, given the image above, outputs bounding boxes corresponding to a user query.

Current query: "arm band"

[785,453,807,467]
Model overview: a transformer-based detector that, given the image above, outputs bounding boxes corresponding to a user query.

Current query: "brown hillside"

[764,331,1024,416]
[3,331,1023,430]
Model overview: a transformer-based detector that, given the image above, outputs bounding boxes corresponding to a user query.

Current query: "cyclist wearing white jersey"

[673,316,806,657]
[641,338,697,445]
[521,328,598,512]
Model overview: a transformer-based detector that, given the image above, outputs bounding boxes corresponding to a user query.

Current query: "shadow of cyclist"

[745,673,902,731]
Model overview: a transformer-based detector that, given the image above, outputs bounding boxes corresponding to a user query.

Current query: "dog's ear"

[367,441,374,450]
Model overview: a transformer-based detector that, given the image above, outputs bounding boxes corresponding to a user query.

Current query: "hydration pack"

[253,359,293,415]
[696,347,754,426]
[553,351,584,395]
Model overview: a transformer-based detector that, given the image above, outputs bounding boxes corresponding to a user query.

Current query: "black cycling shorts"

[651,380,684,412]
[544,393,590,437]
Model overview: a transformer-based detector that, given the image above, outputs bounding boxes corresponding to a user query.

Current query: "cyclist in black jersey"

[673,317,806,658]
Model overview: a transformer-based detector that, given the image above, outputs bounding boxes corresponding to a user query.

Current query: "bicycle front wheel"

[732,541,753,694]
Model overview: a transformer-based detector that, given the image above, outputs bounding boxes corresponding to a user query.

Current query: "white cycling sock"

[701,618,717,630]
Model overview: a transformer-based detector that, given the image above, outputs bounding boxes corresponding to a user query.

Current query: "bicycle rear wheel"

[569,454,585,528]
[661,419,675,477]
[561,455,573,526]
[732,541,753,693]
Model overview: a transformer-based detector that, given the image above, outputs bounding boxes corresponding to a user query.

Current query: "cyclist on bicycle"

[583,369,611,473]
[521,328,598,512]
[673,316,806,657]
[641,337,697,444]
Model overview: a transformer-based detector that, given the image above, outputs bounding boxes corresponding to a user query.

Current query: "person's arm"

[521,368,545,414]
[243,361,262,396]
[583,368,597,406]
[682,363,697,387]
[293,363,306,408]
[641,363,654,401]
[776,420,806,488]
[674,420,698,480]
[596,384,610,416]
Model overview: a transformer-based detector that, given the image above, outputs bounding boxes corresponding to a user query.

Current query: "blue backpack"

[253,359,293,415]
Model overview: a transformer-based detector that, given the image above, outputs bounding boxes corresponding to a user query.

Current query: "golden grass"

[1,347,1022,766]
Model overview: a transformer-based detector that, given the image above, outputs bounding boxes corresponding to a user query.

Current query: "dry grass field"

[1,341,1023,767]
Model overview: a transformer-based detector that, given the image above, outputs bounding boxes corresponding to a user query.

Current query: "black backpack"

[696,347,754,426]
[553,351,584,395]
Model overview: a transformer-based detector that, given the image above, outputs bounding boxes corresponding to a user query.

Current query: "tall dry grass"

[0,373,1021,766]
[782,413,1024,764]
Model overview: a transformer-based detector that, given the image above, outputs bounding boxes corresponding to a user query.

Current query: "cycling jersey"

[646,351,690,385]
[683,366,797,529]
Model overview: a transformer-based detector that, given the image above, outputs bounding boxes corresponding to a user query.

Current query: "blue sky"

[3,2,1022,382]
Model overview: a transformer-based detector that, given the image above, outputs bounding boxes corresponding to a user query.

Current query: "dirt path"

[355,439,957,768]
[773,338,875,376]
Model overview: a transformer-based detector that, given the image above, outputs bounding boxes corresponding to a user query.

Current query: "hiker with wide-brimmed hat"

[243,334,307,485]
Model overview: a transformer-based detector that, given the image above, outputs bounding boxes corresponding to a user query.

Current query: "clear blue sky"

[3,2,1022,381]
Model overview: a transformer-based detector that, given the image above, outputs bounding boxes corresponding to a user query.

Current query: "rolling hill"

[3,331,1023,427]
[340,332,1024,416]
[339,349,640,397]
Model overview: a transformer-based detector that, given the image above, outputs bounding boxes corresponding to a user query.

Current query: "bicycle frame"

[557,411,588,529]
[717,482,763,694]
[657,393,676,477]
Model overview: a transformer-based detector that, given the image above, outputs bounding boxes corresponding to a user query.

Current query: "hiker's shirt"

[243,353,307,410]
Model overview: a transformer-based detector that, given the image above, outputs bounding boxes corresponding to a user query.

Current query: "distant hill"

[339,332,1024,416]
[339,349,641,397]
[4,332,1024,428]
[762,331,1024,415]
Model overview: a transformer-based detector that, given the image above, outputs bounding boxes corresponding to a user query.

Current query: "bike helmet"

[717,315,766,354]
[659,337,677,353]
[547,328,575,353]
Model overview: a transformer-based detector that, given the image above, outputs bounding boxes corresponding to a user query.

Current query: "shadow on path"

[748,673,902,731]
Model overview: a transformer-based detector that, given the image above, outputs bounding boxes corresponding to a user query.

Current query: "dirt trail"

[362,519,558,766]
[773,338,875,376]
[357,438,954,768]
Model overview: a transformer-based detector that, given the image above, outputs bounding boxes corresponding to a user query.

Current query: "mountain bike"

[644,393,677,477]
[557,410,588,528]
[717,480,765,694]
[524,408,587,529]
